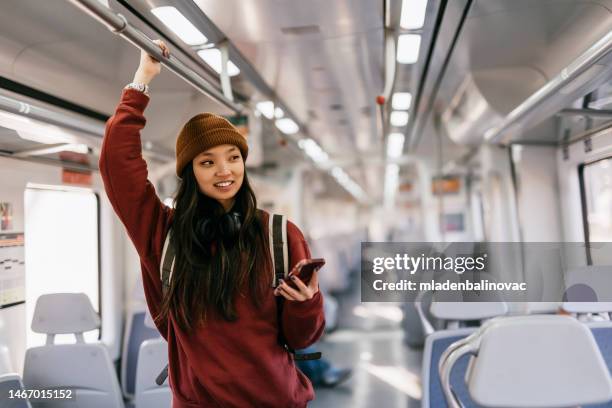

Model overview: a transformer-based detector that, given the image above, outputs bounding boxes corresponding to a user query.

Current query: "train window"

[581,157,612,264]
[24,185,100,347]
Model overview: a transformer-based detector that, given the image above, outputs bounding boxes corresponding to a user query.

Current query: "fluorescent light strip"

[397,34,421,64]
[298,138,328,163]
[392,92,412,110]
[197,48,240,77]
[384,164,400,207]
[151,7,208,46]
[275,118,299,134]
[0,111,79,145]
[387,133,405,158]
[331,166,367,203]
[400,0,428,30]
[256,101,274,119]
[390,111,409,127]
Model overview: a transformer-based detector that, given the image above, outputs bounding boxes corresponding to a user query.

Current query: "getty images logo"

[371,253,487,275]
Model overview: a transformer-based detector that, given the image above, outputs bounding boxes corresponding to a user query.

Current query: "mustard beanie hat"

[175,113,248,177]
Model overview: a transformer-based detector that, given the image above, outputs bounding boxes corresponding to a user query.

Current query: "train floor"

[310,279,423,408]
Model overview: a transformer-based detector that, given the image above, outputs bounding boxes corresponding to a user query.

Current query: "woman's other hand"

[133,39,170,85]
[274,271,319,302]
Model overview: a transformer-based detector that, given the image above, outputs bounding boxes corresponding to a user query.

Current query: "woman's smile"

[213,180,236,192]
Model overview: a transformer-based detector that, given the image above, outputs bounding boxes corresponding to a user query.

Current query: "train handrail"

[66,0,243,113]
[0,93,105,139]
[485,29,612,144]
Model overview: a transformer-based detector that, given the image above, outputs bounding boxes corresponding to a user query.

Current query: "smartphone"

[287,258,325,287]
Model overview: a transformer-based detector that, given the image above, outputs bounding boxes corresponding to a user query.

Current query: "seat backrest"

[430,302,508,321]
[563,265,612,314]
[121,306,161,398]
[23,293,123,408]
[444,315,612,407]
[421,328,477,408]
[134,339,171,408]
[0,373,32,408]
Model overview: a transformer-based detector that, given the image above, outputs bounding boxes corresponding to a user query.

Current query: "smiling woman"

[192,145,245,211]
[98,40,325,408]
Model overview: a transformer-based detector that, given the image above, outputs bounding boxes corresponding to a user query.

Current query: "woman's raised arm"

[99,40,172,261]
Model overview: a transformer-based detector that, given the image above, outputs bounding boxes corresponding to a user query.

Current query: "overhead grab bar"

[0,92,105,139]
[485,29,612,144]
[66,0,243,113]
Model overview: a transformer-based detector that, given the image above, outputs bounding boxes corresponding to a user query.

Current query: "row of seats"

[418,265,612,407]
[18,287,339,408]
[423,317,612,407]
[17,293,170,408]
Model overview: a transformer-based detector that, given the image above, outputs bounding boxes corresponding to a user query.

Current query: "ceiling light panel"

[392,93,412,110]
[275,118,299,135]
[390,111,409,127]
[400,0,428,30]
[387,133,405,158]
[397,34,421,64]
[151,7,208,46]
[197,49,240,76]
[256,101,274,119]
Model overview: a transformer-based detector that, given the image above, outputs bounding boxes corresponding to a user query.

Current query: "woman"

[100,40,325,408]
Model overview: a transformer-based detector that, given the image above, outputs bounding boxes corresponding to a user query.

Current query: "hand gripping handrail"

[66,0,243,113]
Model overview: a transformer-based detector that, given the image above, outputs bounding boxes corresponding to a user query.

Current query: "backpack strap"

[160,230,175,295]
[155,230,174,386]
[270,213,321,361]
[268,213,288,287]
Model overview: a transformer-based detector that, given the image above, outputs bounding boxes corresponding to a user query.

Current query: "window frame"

[578,155,612,265]
[24,184,102,340]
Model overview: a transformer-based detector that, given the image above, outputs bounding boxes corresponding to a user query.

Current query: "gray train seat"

[23,293,124,408]
[423,320,612,408]
[563,265,612,321]
[415,272,508,335]
[133,310,170,408]
[121,307,161,398]
[422,328,478,408]
[0,373,32,408]
[439,315,612,407]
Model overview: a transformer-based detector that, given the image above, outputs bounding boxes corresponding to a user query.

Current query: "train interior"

[1,0,612,406]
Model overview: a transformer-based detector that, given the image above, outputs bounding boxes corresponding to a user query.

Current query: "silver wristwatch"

[124,82,150,96]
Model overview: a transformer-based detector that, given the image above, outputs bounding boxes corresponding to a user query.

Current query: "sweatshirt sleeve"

[281,221,325,350]
[99,89,172,320]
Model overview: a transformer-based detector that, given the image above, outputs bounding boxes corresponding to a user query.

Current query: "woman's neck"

[218,198,235,213]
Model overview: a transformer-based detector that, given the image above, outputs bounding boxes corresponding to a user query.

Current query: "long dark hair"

[158,162,272,332]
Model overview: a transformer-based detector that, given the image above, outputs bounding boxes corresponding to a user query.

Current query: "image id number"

[9,388,73,400]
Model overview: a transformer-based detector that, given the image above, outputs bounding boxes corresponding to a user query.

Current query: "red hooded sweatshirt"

[100,89,325,407]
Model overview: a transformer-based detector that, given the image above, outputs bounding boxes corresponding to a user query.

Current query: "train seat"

[23,293,124,408]
[439,315,612,407]
[133,310,171,408]
[563,265,612,321]
[0,373,32,408]
[121,304,161,398]
[415,272,508,335]
[421,327,478,408]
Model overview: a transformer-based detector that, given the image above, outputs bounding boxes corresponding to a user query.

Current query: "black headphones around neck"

[195,211,242,247]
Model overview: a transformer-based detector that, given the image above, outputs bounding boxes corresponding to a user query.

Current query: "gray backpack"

[155,213,319,385]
